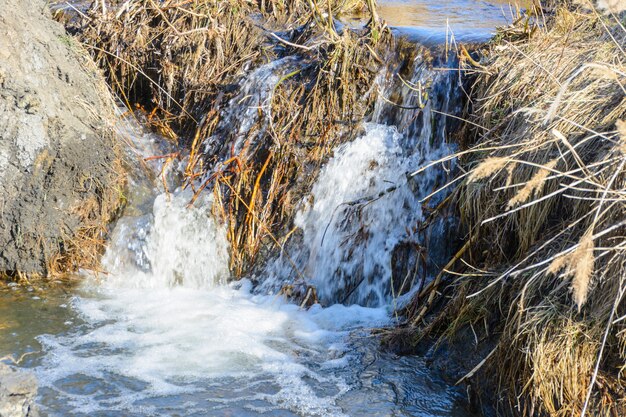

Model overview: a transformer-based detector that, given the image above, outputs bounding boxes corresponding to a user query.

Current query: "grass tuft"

[404,2,626,416]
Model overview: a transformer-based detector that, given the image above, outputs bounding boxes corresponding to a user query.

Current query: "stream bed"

[0,284,471,416]
[0,1,529,415]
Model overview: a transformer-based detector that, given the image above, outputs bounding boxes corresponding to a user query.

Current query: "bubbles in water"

[294,123,422,306]
[262,53,460,308]
[36,189,393,416]
[102,189,230,289]
[36,282,390,416]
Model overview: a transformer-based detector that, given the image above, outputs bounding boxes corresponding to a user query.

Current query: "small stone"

[0,363,38,417]
[16,93,40,114]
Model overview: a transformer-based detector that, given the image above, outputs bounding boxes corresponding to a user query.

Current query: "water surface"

[364,0,530,42]
[0,283,471,416]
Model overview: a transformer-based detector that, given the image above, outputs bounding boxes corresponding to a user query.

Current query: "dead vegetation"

[207,26,401,276]
[404,3,626,416]
[68,0,375,135]
[70,0,405,277]
[59,3,626,415]
[71,0,269,136]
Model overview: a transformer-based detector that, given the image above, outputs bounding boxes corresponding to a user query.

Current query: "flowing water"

[0,2,505,415]
[356,0,530,43]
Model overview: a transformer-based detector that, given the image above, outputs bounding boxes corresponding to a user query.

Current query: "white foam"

[36,190,390,416]
[101,189,230,289]
[37,283,389,415]
[292,123,451,306]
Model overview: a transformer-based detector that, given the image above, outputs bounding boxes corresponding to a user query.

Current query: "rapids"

[13,81,465,413]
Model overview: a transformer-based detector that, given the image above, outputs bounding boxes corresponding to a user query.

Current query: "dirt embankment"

[0,0,123,278]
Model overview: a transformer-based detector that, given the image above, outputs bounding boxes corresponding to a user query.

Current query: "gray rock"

[0,364,38,417]
[0,0,122,275]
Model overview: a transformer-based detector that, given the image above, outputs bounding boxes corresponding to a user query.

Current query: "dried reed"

[71,0,390,277]
[406,3,626,416]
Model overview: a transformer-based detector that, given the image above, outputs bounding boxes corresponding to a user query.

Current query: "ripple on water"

[24,282,473,417]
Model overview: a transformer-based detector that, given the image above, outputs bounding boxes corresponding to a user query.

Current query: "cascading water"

[203,57,300,162]
[263,52,461,307]
[22,44,469,417]
[34,117,390,416]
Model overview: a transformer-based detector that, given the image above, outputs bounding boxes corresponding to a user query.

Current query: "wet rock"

[0,364,38,417]
[0,0,122,275]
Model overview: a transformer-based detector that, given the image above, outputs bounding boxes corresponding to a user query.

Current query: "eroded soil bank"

[0,0,123,278]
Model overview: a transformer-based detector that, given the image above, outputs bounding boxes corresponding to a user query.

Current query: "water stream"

[2,75,466,414]
[355,0,530,43]
[0,1,519,415]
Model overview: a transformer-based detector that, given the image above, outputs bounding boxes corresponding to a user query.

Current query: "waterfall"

[101,189,230,289]
[262,51,462,307]
[34,112,396,416]
[203,57,301,162]
[33,48,469,417]
[292,123,424,306]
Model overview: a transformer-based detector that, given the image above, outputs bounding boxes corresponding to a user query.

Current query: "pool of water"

[0,284,472,417]
[355,0,530,43]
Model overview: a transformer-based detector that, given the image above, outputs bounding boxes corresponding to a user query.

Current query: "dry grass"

[206,27,401,276]
[405,3,626,416]
[71,0,395,276]
[70,0,376,134]
[72,0,269,135]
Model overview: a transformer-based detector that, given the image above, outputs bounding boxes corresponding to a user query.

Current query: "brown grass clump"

[72,0,269,135]
[201,25,401,276]
[406,3,626,417]
[71,0,373,136]
[71,0,393,276]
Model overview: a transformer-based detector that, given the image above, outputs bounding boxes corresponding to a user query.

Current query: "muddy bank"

[0,0,123,277]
